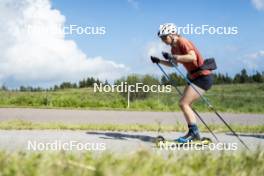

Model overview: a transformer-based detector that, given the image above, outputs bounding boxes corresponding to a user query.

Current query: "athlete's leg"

[176,84,205,142]
[179,84,205,125]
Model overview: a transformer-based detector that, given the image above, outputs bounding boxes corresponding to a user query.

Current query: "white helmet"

[158,23,177,37]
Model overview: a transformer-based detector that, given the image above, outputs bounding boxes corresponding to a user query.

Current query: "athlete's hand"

[150,56,160,64]
[162,51,179,66]
[162,51,174,61]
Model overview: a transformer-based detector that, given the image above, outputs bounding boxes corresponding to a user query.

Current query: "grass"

[0,119,264,133]
[1,83,264,113]
[0,149,263,176]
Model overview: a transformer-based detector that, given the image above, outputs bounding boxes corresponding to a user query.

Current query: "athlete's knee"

[179,99,190,109]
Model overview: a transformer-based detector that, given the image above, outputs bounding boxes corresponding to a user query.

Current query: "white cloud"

[246,50,264,59]
[243,50,264,70]
[251,0,264,11]
[0,0,129,87]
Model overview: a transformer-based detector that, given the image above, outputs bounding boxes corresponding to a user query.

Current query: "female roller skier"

[150,23,213,143]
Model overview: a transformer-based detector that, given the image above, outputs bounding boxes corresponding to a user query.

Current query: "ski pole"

[168,61,249,150]
[156,63,219,142]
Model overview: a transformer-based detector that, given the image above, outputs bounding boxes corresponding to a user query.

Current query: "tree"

[79,79,86,88]
[104,80,110,85]
[142,74,160,85]
[252,71,263,83]
[59,82,75,89]
[1,85,8,91]
[19,86,27,91]
[240,69,249,83]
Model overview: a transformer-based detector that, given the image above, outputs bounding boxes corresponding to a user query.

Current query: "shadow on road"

[86,131,156,143]
[226,133,264,139]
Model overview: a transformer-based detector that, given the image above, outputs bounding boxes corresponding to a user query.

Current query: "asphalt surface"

[0,108,263,153]
[0,130,263,152]
[0,108,264,125]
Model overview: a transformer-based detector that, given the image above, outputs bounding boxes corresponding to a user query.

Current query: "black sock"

[188,124,200,136]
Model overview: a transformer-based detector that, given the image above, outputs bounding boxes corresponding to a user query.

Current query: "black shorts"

[188,74,213,91]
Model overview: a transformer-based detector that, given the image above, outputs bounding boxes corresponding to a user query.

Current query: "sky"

[0,0,264,88]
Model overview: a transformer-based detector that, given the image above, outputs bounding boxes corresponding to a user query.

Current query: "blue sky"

[0,0,264,88]
[53,0,264,76]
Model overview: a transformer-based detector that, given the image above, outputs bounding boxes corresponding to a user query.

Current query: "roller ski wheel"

[154,135,165,146]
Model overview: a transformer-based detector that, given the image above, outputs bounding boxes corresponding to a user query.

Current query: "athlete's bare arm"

[173,50,197,63]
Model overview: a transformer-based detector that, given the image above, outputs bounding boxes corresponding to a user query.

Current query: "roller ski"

[155,135,212,148]
[155,124,212,148]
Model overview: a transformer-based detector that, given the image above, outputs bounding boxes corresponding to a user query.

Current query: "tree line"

[0,68,263,92]
[161,69,264,86]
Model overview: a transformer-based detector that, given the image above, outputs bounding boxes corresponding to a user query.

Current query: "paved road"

[0,108,263,153]
[0,130,263,152]
[0,108,263,125]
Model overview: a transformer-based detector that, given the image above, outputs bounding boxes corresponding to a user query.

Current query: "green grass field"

[0,149,263,176]
[0,83,263,113]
